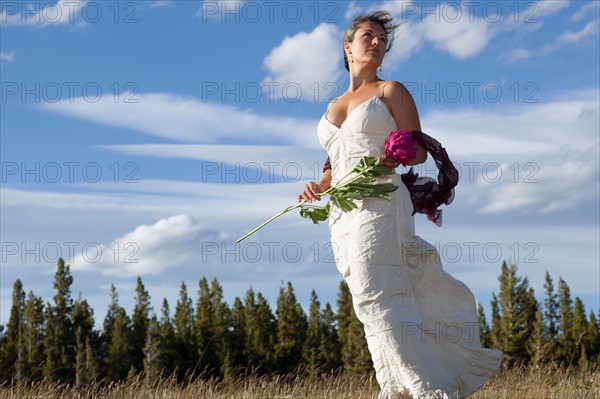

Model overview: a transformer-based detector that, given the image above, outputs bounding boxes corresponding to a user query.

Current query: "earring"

[349,52,354,63]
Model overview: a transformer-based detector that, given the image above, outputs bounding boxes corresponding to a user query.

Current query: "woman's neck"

[347,68,381,93]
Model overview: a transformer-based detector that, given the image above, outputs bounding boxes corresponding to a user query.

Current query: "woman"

[298,11,502,399]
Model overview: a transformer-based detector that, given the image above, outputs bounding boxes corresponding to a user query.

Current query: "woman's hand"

[298,181,324,203]
[379,144,426,169]
[378,155,401,170]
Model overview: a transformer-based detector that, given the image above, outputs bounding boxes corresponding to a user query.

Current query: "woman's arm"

[298,168,331,203]
[384,81,427,165]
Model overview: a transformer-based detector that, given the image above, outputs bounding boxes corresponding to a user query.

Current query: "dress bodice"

[318,95,397,184]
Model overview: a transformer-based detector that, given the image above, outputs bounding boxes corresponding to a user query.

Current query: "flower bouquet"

[235,130,417,243]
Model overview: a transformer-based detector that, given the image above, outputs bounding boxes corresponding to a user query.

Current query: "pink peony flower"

[384,129,417,166]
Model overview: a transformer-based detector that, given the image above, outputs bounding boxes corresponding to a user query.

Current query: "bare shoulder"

[381,80,421,131]
[381,80,415,104]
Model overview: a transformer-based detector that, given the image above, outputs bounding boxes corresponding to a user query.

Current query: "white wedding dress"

[318,95,502,399]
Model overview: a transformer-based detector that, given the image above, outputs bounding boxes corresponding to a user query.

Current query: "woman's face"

[346,21,387,68]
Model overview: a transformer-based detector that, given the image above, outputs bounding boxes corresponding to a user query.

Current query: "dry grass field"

[1,364,598,399]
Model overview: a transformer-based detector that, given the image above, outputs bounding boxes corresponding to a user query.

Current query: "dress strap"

[380,80,391,98]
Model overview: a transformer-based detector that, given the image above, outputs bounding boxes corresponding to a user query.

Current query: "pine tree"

[572,297,589,366]
[255,293,277,371]
[228,297,247,374]
[158,299,177,377]
[15,291,45,381]
[542,271,560,362]
[42,302,59,380]
[104,289,133,381]
[496,261,537,365]
[143,315,165,383]
[489,293,502,349]
[586,310,600,364]
[477,303,491,348]
[195,277,215,375]
[43,258,76,382]
[275,282,307,373]
[346,306,372,373]
[303,290,323,370]
[243,288,258,368]
[132,276,152,373]
[244,289,276,373]
[336,280,371,373]
[319,302,342,371]
[210,278,231,375]
[558,277,575,363]
[0,279,25,382]
[101,284,119,370]
[72,296,97,385]
[174,282,196,378]
[84,336,97,383]
[527,307,545,366]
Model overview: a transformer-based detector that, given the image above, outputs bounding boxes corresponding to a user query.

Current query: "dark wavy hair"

[343,11,399,71]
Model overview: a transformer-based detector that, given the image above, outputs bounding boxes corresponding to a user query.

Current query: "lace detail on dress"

[323,131,459,226]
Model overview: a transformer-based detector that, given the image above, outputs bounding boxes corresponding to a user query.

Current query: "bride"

[298,10,502,399]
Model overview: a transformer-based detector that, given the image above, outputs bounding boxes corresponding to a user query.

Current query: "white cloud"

[385,20,424,64]
[476,143,599,214]
[27,90,600,221]
[418,92,600,215]
[97,144,327,180]
[421,7,493,59]
[150,1,175,9]
[347,0,585,64]
[344,1,363,21]
[40,92,321,148]
[424,94,599,157]
[0,179,307,234]
[0,0,87,28]
[535,0,571,18]
[493,0,573,40]
[542,19,600,54]
[569,1,600,22]
[365,3,496,63]
[0,50,15,63]
[262,23,343,102]
[70,214,224,277]
[366,1,415,18]
[506,48,531,62]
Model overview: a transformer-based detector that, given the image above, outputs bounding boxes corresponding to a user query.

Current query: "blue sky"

[1,0,599,326]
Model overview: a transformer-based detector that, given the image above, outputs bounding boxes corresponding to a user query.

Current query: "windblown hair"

[343,11,399,71]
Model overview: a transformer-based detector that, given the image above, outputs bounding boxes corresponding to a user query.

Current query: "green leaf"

[299,204,329,224]
[335,197,357,211]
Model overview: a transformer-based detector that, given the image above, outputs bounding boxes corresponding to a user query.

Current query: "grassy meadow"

[0,364,598,399]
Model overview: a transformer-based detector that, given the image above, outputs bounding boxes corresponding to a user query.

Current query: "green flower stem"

[235,173,361,244]
[235,158,390,243]
[235,202,305,243]
[320,169,359,196]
